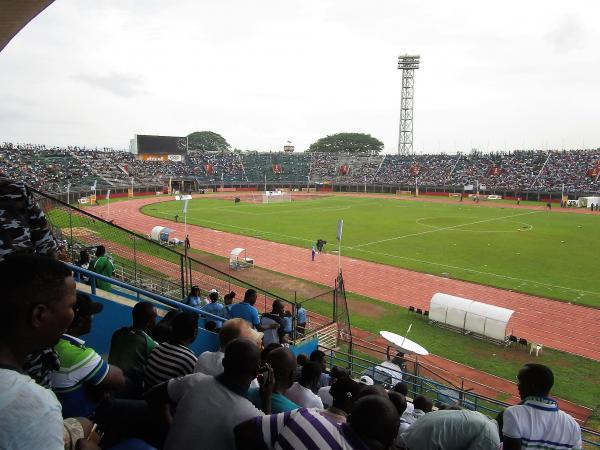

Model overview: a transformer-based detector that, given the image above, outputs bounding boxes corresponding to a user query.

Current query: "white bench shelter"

[429,293,514,343]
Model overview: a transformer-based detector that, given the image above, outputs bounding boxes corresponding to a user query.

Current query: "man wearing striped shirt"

[502,364,582,450]
[52,293,125,418]
[235,395,400,450]
[144,312,198,389]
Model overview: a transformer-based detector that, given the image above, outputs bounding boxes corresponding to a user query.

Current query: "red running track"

[94,195,600,362]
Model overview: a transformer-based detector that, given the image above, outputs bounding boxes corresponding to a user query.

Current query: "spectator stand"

[33,187,353,355]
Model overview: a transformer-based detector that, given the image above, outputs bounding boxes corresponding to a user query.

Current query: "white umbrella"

[380,330,429,356]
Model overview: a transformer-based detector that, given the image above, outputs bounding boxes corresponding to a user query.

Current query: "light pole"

[397,54,420,155]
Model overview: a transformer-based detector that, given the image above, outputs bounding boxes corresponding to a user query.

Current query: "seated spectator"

[294,352,308,381]
[204,288,219,306]
[393,381,414,414]
[146,339,272,450]
[0,255,99,449]
[260,300,286,346]
[143,312,198,390]
[149,309,182,344]
[502,364,582,450]
[183,285,202,308]
[388,391,410,448]
[52,292,125,418]
[401,409,501,449]
[318,366,349,408]
[92,245,114,291]
[194,318,262,376]
[309,349,331,391]
[285,361,324,409]
[235,394,400,450]
[220,291,236,320]
[202,290,225,329]
[319,377,362,423]
[402,394,432,425]
[108,301,158,387]
[247,347,299,413]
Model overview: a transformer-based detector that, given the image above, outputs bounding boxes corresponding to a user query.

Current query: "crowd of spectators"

[2,142,599,194]
[0,171,587,449]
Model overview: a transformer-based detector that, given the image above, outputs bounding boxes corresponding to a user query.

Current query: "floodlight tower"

[397,54,420,155]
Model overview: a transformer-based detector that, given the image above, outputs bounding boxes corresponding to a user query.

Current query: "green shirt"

[108,327,157,382]
[247,388,300,413]
[92,256,114,291]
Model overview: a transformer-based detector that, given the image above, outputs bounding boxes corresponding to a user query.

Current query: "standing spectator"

[247,347,299,413]
[146,339,273,450]
[143,312,198,390]
[230,289,278,332]
[92,245,114,291]
[0,255,83,449]
[77,249,91,269]
[285,361,324,409]
[502,364,582,450]
[260,300,286,346]
[202,290,225,329]
[184,285,202,308]
[311,245,316,261]
[0,176,59,261]
[108,301,158,388]
[52,292,125,418]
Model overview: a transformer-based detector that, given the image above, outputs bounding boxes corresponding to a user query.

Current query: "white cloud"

[0,0,599,152]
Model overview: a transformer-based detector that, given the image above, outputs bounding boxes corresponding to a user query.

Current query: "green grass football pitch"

[141,195,600,307]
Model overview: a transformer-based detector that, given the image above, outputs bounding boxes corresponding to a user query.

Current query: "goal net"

[262,191,292,204]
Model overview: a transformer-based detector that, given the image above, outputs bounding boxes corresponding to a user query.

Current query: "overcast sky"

[1,0,599,153]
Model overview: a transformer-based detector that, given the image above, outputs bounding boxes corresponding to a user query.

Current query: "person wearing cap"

[52,292,126,418]
[319,377,362,424]
[202,289,224,329]
[318,366,349,408]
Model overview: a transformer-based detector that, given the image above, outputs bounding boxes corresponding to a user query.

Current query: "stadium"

[1,2,599,450]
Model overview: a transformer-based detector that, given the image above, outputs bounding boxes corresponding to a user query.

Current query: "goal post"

[262,191,292,204]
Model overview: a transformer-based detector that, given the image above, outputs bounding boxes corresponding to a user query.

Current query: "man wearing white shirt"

[147,339,273,450]
[285,361,324,409]
[502,364,582,450]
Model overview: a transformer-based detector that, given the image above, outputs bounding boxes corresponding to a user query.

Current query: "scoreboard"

[130,134,187,161]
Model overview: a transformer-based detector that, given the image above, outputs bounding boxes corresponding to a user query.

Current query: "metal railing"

[319,344,600,447]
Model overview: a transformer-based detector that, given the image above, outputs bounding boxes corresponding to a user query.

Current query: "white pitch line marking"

[354,211,541,248]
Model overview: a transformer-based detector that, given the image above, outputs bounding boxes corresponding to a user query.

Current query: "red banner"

[272,164,282,174]
[489,166,502,176]
[339,164,350,175]
[410,164,420,176]
[586,167,600,177]
[203,164,214,174]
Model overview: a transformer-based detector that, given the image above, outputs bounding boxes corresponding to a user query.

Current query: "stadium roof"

[0,0,54,53]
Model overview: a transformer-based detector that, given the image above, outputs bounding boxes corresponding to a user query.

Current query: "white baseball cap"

[209,289,219,294]
[359,375,374,386]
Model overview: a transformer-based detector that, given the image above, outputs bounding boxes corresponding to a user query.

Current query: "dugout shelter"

[428,293,514,344]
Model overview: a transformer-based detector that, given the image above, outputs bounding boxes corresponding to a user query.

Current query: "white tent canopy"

[429,293,514,341]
